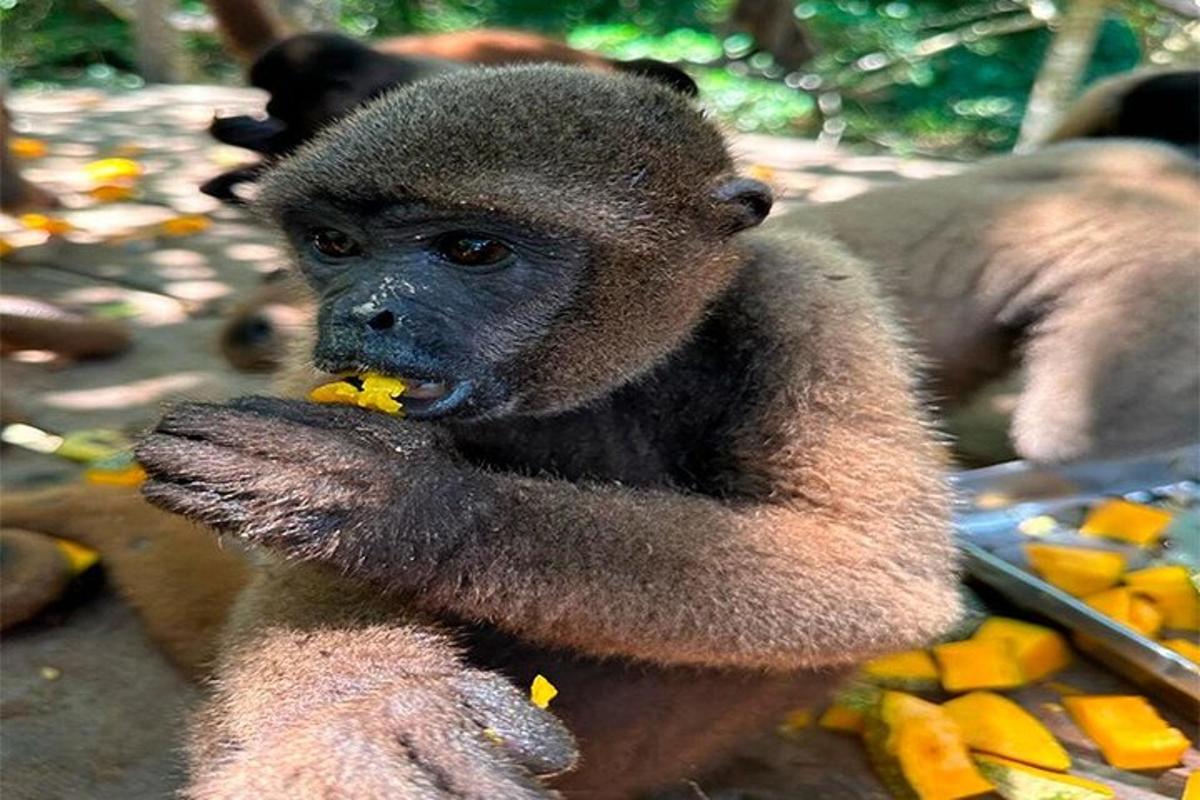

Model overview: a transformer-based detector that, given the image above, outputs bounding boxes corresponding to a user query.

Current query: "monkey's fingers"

[455,670,578,777]
[140,479,252,536]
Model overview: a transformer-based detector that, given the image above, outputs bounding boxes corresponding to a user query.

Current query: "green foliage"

[0,0,1193,155]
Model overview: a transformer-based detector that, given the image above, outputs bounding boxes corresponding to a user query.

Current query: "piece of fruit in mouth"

[309,372,409,415]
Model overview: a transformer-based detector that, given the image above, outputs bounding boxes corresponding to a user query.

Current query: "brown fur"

[0,484,248,678]
[0,528,71,629]
[786,140,1200,463]
[1044,68,1200,151]
[133,66,960,798]
[205,0,606,69]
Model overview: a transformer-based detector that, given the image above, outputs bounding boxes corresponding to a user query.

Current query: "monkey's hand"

[189,627,575,799]
[136,396,460,557]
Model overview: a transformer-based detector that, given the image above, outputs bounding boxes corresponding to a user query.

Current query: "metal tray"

[952,446,1200,710]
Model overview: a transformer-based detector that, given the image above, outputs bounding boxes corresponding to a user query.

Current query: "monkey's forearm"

[336,471,961,671]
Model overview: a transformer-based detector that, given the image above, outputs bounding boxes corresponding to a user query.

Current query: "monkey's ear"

[711,177,773,232]
[612,59,698,97]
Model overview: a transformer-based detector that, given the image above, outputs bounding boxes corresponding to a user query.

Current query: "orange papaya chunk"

[943,691,1070,771]
[1062,695,1190,770]
[972,617,1071,682]
[1126,565,1200,631]
[1161,638,1200,664]
[863,649,941,691]
[1080,499,1172,546]
[1024,544,1126,597]
[865,691,994,800]
[933,639,1025,693]
[818,703,865,734]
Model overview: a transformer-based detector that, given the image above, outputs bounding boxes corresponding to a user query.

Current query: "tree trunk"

[1015,0,1109,151]
[134,0,185,83]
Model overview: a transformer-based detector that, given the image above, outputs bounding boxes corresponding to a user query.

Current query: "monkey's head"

[258,65,772,420]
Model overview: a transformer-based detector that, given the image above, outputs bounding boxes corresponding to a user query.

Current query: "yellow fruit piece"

[1018,515,1058,536]
[1024,544,1126,597]
[530,674,557,709]
[1161,638,1200,664]
[84,157,141,182]
[18,213,73,236]
[973,754,1114,800]
[943,691,1070,771]
[10,137,48,159]
[862,649,941,691]
[0,238,13,257]
[777,708,813,737]
[818,703,865,734]
[934,639,1025,693]
[158,214,211,237]
[84,463,148,487]
[1130,596,1163,638]
[865,691,994,800]
[309,373,408,416]
[1062,695,1190,770]
[1185,769,1200,800]
[1080,499,1172,546]
[1126,566,1200,631]
[52,537,100,574]
[88,184,135,202]
[1083,587,1161,636]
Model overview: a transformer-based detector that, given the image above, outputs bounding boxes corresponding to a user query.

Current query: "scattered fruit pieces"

[1018,515,1058,536]
[777,708,813,737]
[973,754,1114,800]
[1080,499,1172,546]
[933,639,1024,693]
[864,691,994,800]
[943,692,1070,771]
[83,157,141,182]
[1082,587,1160,636]
[1023,544,1126,597]
[18,213,73,236]
[87,184,135,202]
[1160,638,1200,664]
[84,463,147,487]
[818,703,866,734]
[862,649,941,691]
[1125,565,1200,631]
[1185,769,1200,800]
[10,137,48,159]
[158,214,212,237]
[972,617,1071,682]
[530,674,557,709]
[309,373,408,416]
[1062,695,1190,770]
[52,538,100,574]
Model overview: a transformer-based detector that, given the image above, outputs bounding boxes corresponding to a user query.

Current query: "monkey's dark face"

[260,66,770,420]
[280,203,586,419]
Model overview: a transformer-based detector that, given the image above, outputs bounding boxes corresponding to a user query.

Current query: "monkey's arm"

[138,259,961,671]
[183,561,575,799]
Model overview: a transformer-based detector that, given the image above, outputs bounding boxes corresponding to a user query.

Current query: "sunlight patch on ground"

[40,371,213,410]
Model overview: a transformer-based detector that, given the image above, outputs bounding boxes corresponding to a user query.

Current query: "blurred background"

[2,0,1197,157]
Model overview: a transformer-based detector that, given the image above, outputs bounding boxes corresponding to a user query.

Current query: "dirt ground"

[0,86,1192,800]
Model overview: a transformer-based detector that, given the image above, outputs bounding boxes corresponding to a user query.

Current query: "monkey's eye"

[433,232,512,268]
[308,228,362,259]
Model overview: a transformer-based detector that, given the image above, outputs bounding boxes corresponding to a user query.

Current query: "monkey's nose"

[367,309,396,331]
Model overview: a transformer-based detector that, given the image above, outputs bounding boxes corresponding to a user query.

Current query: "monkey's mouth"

[315,367,470,419]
